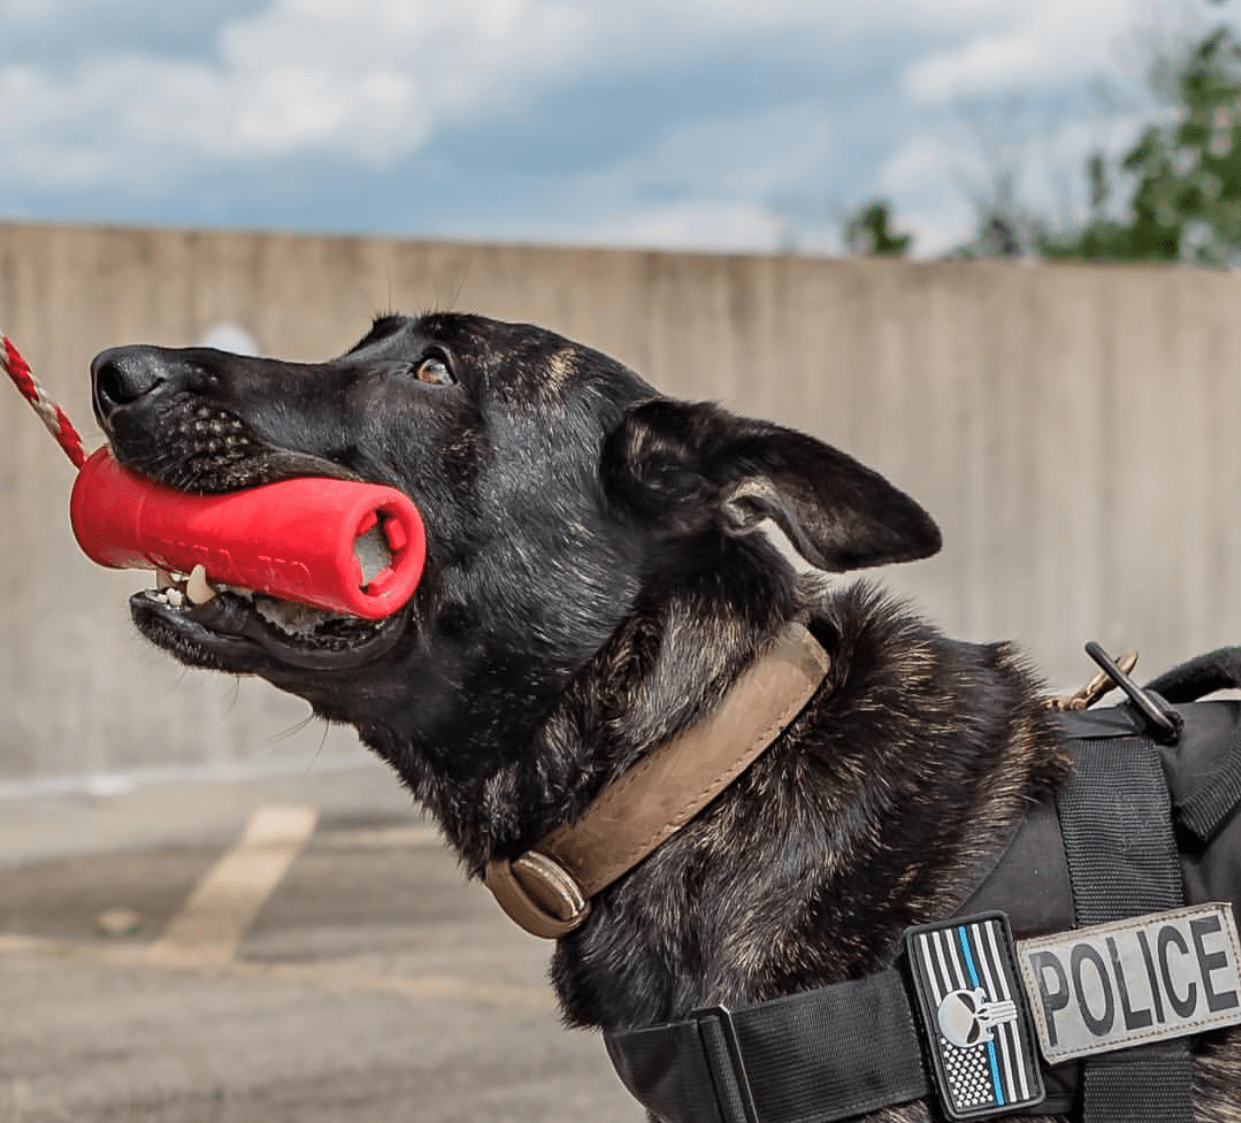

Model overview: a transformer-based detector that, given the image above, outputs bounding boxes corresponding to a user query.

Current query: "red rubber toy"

[70,447,426,620]
[4,333,426,620]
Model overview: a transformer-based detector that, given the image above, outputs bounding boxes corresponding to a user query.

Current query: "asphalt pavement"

[0,758,640,1122]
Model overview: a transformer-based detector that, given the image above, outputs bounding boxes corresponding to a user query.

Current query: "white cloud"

[219,0,589,123]
[588,198,785,253]
[901,202,976,258]
[507,100,837,254]
[3,0,1137,198]
[622,103,833,199]
[0,0,1225,258]
[873,133,976,256]
[0,0,592,189]
[0,0,70,20]
[881,133,971,197]
[898,0,1206,104]
[876,97,1158,258]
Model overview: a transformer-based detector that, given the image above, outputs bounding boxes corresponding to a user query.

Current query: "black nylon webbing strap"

[1058,738,1183,923]
[1078,1048,1197,1123]
[604,969,929,1123]
[1056,736,1194,1123]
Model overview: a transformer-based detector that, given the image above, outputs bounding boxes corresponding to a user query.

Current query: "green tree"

[843,200,913,256]
[949,168,1040,259]
[1042,0,1241,264]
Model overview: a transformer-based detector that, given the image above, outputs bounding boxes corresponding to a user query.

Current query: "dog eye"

[415,356,455,386]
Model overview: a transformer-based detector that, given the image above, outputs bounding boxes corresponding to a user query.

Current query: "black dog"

[91,313,1241,1121]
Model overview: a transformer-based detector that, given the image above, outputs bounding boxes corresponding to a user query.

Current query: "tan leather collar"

[484,622,831,938]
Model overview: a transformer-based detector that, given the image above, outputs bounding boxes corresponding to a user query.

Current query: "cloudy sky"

[0,0,1224,257]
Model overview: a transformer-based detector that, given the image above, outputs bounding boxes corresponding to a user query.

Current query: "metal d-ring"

[1084,641,1182,742]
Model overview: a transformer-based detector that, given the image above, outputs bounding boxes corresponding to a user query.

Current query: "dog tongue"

[69,447,426,620]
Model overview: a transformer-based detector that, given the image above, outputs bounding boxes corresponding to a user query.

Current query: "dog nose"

[91,346,169,423]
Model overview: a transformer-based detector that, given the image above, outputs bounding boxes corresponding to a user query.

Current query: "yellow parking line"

[146,804,317,968]
[0,806,557,1011]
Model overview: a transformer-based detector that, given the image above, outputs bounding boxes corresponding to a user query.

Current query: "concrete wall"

[3,221,1241,786]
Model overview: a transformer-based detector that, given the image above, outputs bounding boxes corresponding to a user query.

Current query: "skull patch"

[937,986,1018,1049]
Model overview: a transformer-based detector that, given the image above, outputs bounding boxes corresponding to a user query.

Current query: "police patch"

[905,913,1046,1120]
[1016,902,1241,1063]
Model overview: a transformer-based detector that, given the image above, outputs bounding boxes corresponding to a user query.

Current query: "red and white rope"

[2,333,86,469]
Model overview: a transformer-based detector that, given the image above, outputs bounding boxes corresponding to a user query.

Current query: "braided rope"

[2,333,86,468]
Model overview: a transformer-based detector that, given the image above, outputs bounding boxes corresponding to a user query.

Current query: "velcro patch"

[906,914,1046,1120]
[1016,902,1241,1064]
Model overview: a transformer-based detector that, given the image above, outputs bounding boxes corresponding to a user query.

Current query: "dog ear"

[603,399,941,571]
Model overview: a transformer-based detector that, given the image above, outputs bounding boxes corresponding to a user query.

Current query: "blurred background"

[2,0,1237,257]
[4,0,1241,1120]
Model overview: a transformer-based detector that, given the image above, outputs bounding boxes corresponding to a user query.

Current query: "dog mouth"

[124,459,411,674]
[130,564,408,673]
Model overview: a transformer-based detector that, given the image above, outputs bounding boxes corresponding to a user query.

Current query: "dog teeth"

[143,567,267,615]
[185,564,218,605]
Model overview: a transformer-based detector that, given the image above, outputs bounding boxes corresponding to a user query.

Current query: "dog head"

[92,312,940,849]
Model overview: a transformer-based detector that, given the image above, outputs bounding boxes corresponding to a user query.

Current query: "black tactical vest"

[606,647,1241,1123]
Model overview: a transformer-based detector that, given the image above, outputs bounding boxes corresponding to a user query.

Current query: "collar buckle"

[484,851,590,938]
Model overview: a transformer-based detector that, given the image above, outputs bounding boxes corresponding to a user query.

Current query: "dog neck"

[359,585,1066,1033]
[482,622,831,938]
[538,587,1068,1032]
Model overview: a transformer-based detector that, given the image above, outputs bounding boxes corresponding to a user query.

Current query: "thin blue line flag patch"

[906,913,1046,1120]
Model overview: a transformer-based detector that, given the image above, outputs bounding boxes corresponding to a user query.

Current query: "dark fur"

[91,312,1241,1121]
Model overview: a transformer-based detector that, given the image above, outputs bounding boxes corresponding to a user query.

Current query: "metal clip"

[483,852,591,939]
[1083,641,1182,742]
[1049,649,1139,712]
